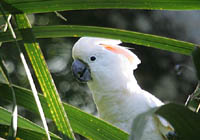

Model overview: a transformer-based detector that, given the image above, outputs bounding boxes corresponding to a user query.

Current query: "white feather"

[72,37,173,140]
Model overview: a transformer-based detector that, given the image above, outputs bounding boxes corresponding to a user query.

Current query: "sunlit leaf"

[0,25,195,55]
[0,107,61,140]
[0,83,129,140]
[1,0,200,16]
[14,14,75,139]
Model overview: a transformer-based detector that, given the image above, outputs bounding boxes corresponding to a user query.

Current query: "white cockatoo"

[71,37,174,140]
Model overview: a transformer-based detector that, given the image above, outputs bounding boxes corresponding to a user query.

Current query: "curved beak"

[72,59,91,82]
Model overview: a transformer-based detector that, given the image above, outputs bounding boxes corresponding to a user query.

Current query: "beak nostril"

[78,72,83,78]
[78,71,82,76]
[79,67,87,78]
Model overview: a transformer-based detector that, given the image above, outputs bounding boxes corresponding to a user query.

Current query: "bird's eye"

[90,56,96,61]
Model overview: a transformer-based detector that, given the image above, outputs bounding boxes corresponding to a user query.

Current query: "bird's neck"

[88,73,141,97]
[87,74,142,112]
[88,76,142,132]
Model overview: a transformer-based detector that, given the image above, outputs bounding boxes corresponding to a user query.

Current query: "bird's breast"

[92,91,152,132]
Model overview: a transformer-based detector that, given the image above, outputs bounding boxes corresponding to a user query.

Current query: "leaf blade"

[0,107,61,140]
[0,83,129,140]
[1,0,200,15]
[156,103,200,140]
[0,25,195,55]
[14,14,75,139]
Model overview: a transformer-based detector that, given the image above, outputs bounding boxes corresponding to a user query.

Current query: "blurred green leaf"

[130,108,157,140]
[0,25,195,55]
[156,103,200,140]
[0,83,129,140]
[131,103,200,140]
[14,13,75,139]
[0,106,61,140]
[1,0,200,16]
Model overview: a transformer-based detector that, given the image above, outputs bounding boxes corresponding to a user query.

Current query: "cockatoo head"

[72,37,141,90]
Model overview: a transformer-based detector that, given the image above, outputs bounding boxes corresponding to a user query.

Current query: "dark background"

[0,9,199,135]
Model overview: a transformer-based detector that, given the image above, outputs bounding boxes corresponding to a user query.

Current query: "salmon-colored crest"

[100,44,134,63]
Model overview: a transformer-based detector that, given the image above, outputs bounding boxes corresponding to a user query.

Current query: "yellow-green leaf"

[0,25,195,55]
[14,14,75,139]
[1,0,200,16]
[0,106,61,140]
[0,83,129,140]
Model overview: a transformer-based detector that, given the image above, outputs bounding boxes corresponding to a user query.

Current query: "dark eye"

[90,56,96,61]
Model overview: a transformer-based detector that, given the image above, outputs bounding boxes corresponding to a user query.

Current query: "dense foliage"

[0,0,200,140]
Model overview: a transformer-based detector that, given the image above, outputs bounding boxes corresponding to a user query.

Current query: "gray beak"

[72,59,91,82]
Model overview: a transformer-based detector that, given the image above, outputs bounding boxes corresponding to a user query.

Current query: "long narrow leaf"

[0,107,61,140]
[0,7,50,139]
[0,83,129,140]
[0,59,18,140]
[20,52,51,140]
[0,7,18,139]
[14,14,75,139]
[1,0,200,16]
[0,25,195,55]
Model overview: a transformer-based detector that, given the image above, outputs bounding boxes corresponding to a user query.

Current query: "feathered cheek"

[91,66,111,80]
